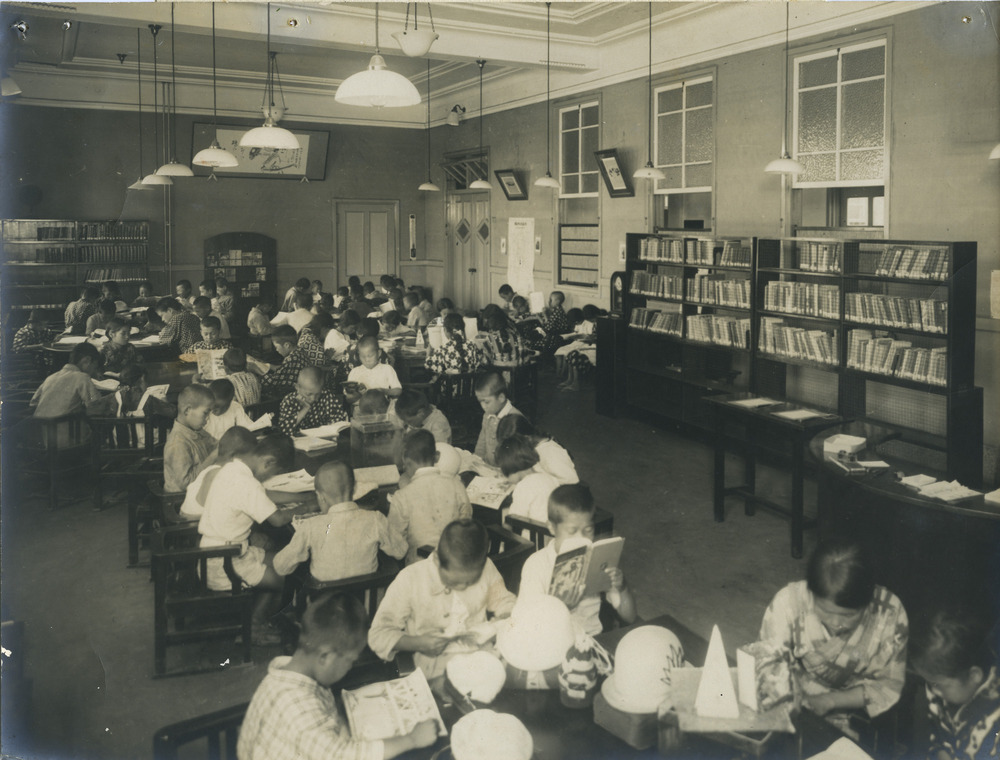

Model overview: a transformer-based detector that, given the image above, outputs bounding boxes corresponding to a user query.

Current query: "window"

[441,149,488,190]
[558,224,600,288]
[654,75,714,194]
[793,39,886,187]
[559,101,599,197]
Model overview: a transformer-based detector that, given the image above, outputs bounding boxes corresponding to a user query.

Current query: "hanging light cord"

[210,4,218,126]
[646,2,653,164]
[149,24,160,167]
[426,59,432,178]
[170,3,178,160]
[374,3,381,55]
[781,2,790,158]
[263,3,272,112]
[136,28,143,176]
[545,2,551,174]
[478,59,485,162]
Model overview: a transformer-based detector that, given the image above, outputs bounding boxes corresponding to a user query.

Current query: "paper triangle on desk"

[695,625,740,719]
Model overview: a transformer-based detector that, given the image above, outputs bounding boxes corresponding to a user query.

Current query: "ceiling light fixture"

[141,24,172,186]
[193,4,238,168]
[764,3,805,175]
[0,74,20,98]
[634,3,666,181]
[241,3,300,150]
[336,2,421,108]
[418,59,440,192]
[393,3,438,58]
[156,4,194,177]
[469,60,492,190]
[990,144,1000,160]
[534,3,560,190]
[446,104,465,127]
[127,31,150,191]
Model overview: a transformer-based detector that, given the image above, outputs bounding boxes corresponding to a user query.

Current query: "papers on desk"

[293,436,338,453]
[379,301,395,314]
[773,408,827,421]
[264,469,314,493]
[857,460,890,469]
[465,476,512,510]
[92,327,140,336]
[917,480,981,502]
[342,669,445,742]
[247,413,273,432]
[900,473,937,488]
[55,335,89,345]
[353,465,400,487]
[728,397,780,408]
[92,377,121,392]
[134,334,163,346]
[300,421,350,438]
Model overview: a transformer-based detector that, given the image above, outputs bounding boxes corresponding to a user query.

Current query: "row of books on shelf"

[79,245,146,263]
[84,265,146,283]
[759,317,838,366]
[791,241,841,273]
[637,237,751,268]
[846,329,947,385]
[79,221,147,241]
[763,282,840,319]
[864,245,949,281]
[629,307,682,336]
[687,314,750,348]
[630,271,683,300]
[686,275,751,308]
[213,267,270,282]
[845,293,948,333]
[206,250,266,267]
[28,224,74,241]
[4,246,76,263]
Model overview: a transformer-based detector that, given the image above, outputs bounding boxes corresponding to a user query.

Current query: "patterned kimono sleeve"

[759,584,798,653]
[424,347,447,375]
[856,597,908,716]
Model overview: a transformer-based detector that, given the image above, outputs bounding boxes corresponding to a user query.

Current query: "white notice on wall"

[507,218,535,297]
[991,270,1000,320]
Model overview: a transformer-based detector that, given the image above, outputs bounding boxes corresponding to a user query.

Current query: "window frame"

[653,73,715,195]
[792,37,888,189]
[558,100,601,199]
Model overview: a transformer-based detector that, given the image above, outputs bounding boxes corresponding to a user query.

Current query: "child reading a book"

[157,297,202,353]
[388,430,472,564]
[519,484,636,635]
[239,593,438,760]
[64,286,100,335]
[369,519,516,679]
[180,426,257,520]
[163,385,219,492]
[325,310,359,361]
[214,277,235,321]
[380,310,413,338]
[347,336,402,399]
[273,461,407,581]
[175,279,194,310]
[188,315,232,352]
[222,348,261,407]
[85,300,117,336]
[193,296,231,340]
[100,319,139,373]
[277,366,347,438]
[115,364,174,419]
[496,434,559,524]
[910,602,999,760]
[473,372,523,467]
[496,415,578,485]
[394,389,452,444]
[12,310,51,353]
[204,378,255,440]
[425,313,488,376]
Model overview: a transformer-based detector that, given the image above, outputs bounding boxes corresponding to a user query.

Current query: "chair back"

[504,514,551,551]
[486,524,535,593]
[299,558,402,620]
[152,701,248,760]
[90,414,171,458]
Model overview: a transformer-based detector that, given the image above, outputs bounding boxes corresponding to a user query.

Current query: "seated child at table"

[369,519,516,680]
[163,385,218,492]
[198,432,318,643]
[395,388,452,444]
[435,298,456,321]
[131,281,158,309]
[175,279,195,310]
[180,426,257,520]
[192,299,232,342]
[286,293,315,335]
[325,310,358,361]
[346,336,402,399]
[496,415,577,485]
[496,434,559,524]
[64,286,100,335]
[498,284,517,313]
[277,366,347,438]
[99,280,128,312]
[261,325,321,398]
[100,319,139,373]
[910,602,999,760]
[273,461,406,581]
[85,300,117,336]
[29,342,105,419]
[239,593,438,760]
[555,304,601,392]
[139,306,165,338]
[425,313,488,376]
[204,378,254,440]
[12,309,52,352]
[403,291,428,330]
[388,430,472,564]
[281,277,311,313]
[222,348,261,408]
[199,278,217,304]
[519,484,636,635]
[114,364,175,419]
[156,297,202,353]
[417,288,437,322]
[473,372,523,466]
[214,277,235,321]
[758,537,908,734]
[380,310,413,338]
[247,301,274,338]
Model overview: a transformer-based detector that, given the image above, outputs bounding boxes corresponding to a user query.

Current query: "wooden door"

[446,192,490,310]
[335,201,398,285]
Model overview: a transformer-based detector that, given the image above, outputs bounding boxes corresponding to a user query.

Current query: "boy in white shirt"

[347,336,402,398]
[203,379,255,440]
[496,434,559,524]
[180,426,256,519]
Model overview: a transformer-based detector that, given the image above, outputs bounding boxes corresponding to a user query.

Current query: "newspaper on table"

[341,669,446,742]
[465,476,513,510]
[263,469,315,493]
[196,349,227,381]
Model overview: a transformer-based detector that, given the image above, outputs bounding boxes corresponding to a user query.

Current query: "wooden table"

[706,394,844,558]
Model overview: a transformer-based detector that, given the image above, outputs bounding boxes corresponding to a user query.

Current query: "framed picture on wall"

[594,148,634,198]
[494,169,528,201]
[191,123,330,180]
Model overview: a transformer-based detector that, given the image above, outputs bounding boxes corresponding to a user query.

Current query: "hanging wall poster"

[507,217,535,296]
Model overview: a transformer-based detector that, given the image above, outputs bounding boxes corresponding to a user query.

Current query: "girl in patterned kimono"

[481,306,530,367]
[425,313,487,376]
[759,538,909,735]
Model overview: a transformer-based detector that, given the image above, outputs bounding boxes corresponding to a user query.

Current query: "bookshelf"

[203,232,277,326]
[618,232,982,485]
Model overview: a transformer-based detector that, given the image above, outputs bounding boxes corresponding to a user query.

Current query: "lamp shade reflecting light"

[1,76,21,97]
[335,54,421,108]
[392,29,438,57]
[764,156,805,175]
[990,143,1000,160]
[156,160,195,177]
[633,161,666,180]
[418,181,441,192]
[469,178,491,190]
[534,173,560,189]
[128,177,151,191]
[193,141,239,168]
[240,119,300,150]
[141,172,173,186]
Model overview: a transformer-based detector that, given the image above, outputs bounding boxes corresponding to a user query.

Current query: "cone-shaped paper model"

[694,625,740,719]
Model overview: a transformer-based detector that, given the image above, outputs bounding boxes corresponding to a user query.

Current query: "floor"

[1,373,815,760]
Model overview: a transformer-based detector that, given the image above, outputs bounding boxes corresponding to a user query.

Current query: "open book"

[292,436,338,453]
[465,476,513,510]
[548,536,625,602]
[353,465,400,487]
[341,669,446,742]
[196,349,227,381]
[300,421,351,438]
[263,468,315,493]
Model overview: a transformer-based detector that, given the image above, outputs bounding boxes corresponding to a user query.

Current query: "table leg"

[713,414,725,523]
[744,422,756,516]
[791,436,805,559]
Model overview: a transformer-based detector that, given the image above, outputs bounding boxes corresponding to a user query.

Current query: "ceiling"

[1,1,928,128]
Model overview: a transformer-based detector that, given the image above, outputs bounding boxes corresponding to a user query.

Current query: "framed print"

[494,169,528,201]
[191,123,330,180]
[594,148,634,198]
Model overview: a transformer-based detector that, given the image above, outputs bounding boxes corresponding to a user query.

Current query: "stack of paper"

[918,480,981,502]
[293,436,338,453]
[264,469,315,493]
[56,336,89,345]
[353,465,400,487]
[900,473,937,488]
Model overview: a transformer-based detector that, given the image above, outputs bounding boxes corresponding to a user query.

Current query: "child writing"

[203,378,255,440]
[179,426,257,520]
[394,388,452,444]
[519,484,637,635]
[369,519,516,679]
[346,336,402,400]
[12,310,51,352]
[910,602,999,760]
[273,461,407,581]
[163,384,218,492]
[239,593,438,760]
[425,313,487,376]
[496,415,578,485]
[277,366,347,438]
[473,372,523,467]
[100,319,139,373]
[496,434,560,524]
[222,347,261,407]
[388,430,472,564]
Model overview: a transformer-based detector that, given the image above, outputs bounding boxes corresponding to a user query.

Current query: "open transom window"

[654,75,714,194]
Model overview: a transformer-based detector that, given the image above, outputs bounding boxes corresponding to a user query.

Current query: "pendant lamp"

[336,2,421,108]
[127,31,151,191]
[990,144,1000,160]
[393,3,438,58]
[418,60,440,192]
[156,4,194,176]
[241,3,300,150]
[534,3,560,189]
[634,3,666,181]
[142,24,172,186]
[764,4,805,175]
[469,60,491,190]
[1,73,20,98]
[193,4,238,168]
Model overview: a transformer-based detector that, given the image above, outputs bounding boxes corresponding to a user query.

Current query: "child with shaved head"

[277,366,347,437]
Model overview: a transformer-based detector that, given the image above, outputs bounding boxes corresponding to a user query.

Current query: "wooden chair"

[505,507,616,551]
[151,537,254,677]
[126,480,188,568]
[425,371,484,449]
[8,412,102,510]
[152,701,247,760]
[485,524,534,593]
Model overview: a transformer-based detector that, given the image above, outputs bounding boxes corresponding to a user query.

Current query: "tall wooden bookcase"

[619,232,982,485]
[203,232,277,325]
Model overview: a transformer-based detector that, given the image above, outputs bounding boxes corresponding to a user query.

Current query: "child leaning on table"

[179,426,257,520]
[162,385,218,493]
[278,366,347,438]
[496,434,559,525]
[273,461,406,581]
[394,388,452,444]
[12,309,51,353]
[496,414,577,485]
[368,519,516,680]
[238,593,438,760]
[910,602,999,760]
[519,484,636,636]
[203,378,254,440]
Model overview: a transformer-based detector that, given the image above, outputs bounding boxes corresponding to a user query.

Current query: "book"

[529,291,546,313]
[465,476,513,510]
[292,436,338,453]
[247,413,274,431]
[353,464,400,487]
[263,469,315,493]
[548,536,624,601]
[341,670,446,743]
[196,349,227,381]
[299,421,350,438]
